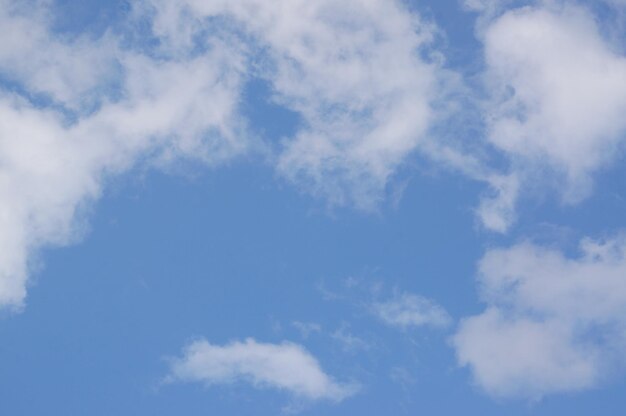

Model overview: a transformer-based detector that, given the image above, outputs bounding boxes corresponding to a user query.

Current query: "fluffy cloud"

[0,1,247,310]
[0,0,118,109]
[166,338,358,402]
[146,0,443,209]
[453,236,626,399]
[477,4,626,229]
[373,292,451,329]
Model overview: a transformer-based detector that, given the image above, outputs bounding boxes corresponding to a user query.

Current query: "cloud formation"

[453,236,626,399]
[0,0,248,310]
[477,4,626,229]
[0,0,454,311]
[146,0,444,209]
[166,338,358,401]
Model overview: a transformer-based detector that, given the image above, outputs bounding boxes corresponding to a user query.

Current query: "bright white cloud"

[478,5,626,229]
[373,292,451,329]
[166,338,358,401]
[453,236,626,399]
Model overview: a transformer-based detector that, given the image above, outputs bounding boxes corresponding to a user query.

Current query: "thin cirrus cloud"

[453,235,626,399]
[166,338,359,402]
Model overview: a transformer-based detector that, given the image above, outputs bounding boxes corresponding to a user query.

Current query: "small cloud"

[165,338,359,402]
[372,292,451,330]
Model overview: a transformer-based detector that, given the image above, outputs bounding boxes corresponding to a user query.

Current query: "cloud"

[453,236,626,399]
[477,4,626,228]
[166,338,358,402]
[476,174,519,233]
[0,0,118,109]
[0,1,248,310]
[10,0,621,314]
[0,0,470,311]
[373,292,451,329]
[146,0,446,209]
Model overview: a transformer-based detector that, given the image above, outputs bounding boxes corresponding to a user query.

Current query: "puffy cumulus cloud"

[145,0,443,209]
[166,338,358,402]
[373,292,451,329]
[477,4,626,229]
[453,236,626,399]
[0,1,248,310]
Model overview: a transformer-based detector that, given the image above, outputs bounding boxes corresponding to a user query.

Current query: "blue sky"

[2,0,626,414]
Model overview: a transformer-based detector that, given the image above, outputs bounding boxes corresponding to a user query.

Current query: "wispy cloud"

[291,321,322,340]
[373,292,451,330]
[146,0,449,210]
[331,326,371,353]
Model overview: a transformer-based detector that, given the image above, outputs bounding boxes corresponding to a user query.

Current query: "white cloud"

[0,2,248,310]
[166,338,358,402]
[373,292,451,329]
[476,174,519,233]
[477,4,626,229]
[146,0,444,209]
[0,0,118,109]
[453,236,626,399]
